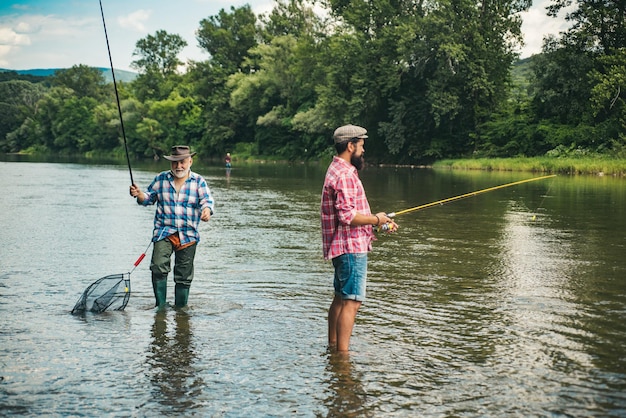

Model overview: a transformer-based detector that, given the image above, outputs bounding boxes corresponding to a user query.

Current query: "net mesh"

[71,273,131,314]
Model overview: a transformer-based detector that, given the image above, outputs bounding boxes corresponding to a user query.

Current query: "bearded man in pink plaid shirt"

[321,124,398,352]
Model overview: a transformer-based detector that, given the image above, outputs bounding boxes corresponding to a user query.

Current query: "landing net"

[71,273,130,314]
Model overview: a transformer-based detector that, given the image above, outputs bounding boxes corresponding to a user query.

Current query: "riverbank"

[257,153,625,178]
[432,156,626,177]
[4,152,625,177]
[234,154,626,178]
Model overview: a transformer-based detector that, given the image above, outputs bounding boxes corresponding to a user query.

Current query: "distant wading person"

[321,124,398,352]
[129,145,215,309]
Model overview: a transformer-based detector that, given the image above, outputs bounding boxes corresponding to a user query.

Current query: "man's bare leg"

[336,299,362,352]
[328,295,343,349]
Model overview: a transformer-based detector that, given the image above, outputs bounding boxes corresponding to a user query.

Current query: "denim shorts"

[332,253,368,302]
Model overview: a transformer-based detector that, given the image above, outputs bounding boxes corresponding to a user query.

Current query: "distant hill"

[0,67,137,83]
[97,68,137,83]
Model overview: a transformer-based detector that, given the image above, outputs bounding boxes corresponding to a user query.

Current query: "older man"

[130,145,214,309]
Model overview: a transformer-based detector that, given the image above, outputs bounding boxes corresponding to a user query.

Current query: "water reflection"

[2,160,625,416]
[148,310,204,413]
[489,207,598,411]
[323,352,369,417]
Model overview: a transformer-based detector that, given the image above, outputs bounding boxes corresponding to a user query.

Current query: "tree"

[524,0,626,155]
[51,96,99,152]
[260,0,327,41]
[131,30,188,76]
[229,36,308,157]
[226,0,328,159]
[0,80,47,151]
[548,0,626,53]
[185,61,239,155]
[141,94,203,152]
[317,0,529,162]
[51,65,107,100]
[192,5,260,156]
[591,48,626,152]
[196,5,258,73]
[131,30,188,101]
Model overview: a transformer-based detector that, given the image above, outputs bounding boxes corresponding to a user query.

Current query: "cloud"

[0,26,31,45]
[0,13,105,70]
[0,46,10,66]
[9,4,31,12]
[518,0,574,57]
[117,9,151,32]
[0,20,32,68]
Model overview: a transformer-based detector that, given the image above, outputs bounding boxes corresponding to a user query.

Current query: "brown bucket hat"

[163,145,197,161]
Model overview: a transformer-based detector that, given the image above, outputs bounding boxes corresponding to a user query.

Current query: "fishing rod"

[387,174,557,219]
[99,0,134,185]
[70,2,146,315]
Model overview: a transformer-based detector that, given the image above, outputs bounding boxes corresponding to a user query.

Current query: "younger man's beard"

[351,153,365,170]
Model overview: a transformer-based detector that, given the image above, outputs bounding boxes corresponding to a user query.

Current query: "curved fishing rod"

[99,0,134,185]
[387,174,557,218]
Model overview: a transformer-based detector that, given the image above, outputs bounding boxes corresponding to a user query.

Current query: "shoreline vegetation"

[431,156,626,177]
[241,155,626,177]
[3,152,625,177]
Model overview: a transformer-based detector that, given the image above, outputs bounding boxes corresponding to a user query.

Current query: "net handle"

[129,242,152,274]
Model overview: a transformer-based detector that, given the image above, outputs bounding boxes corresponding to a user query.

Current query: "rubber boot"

[152,275,168,309]
[174,283,190,308]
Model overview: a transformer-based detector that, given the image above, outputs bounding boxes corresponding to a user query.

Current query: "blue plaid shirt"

[139,170,215,245]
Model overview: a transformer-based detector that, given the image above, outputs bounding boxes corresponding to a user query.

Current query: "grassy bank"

[433,156,626,177]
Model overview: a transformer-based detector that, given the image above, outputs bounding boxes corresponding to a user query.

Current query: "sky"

[0,0,573,73]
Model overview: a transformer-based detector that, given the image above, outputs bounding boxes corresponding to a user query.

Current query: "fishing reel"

[375,222,396,233]
[375,213,398,233]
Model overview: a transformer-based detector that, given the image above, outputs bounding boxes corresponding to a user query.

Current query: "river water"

[1,158,625,417]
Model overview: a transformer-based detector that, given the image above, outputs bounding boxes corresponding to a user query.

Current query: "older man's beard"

[171,167,190,179]
[351,153,365,170]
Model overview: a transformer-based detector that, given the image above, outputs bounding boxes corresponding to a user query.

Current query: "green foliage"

[547,0,626,53]
[435,155,626,176]
[131,30,187,76]
[130,31,188,101]
[196,5,258,73]
[51,96,100,152]
[51,65,107,100]
[0,70,49,84]
[590,48,626,145]
[471,0,626,159]
[232,142,258,159]
[2,0,624,166]
[0,80,47,151]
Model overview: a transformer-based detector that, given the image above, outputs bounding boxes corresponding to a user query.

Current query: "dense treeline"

[0,0,624,164]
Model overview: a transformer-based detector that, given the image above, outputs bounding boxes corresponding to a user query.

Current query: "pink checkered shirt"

[321,156,374,260]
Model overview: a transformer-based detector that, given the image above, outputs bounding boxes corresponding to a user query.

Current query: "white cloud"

[14,21,34,33]
[117,9,151,32]
[0,44,11,67]
[0,26,31,45]
[0,22,32,68]
[0,13,107,70]
[518,0,574,58]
